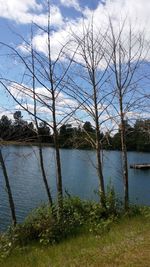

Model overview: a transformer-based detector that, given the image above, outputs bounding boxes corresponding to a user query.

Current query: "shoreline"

[0,141,150,153]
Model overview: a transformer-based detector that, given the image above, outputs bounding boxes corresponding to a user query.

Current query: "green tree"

[0,115,12,140]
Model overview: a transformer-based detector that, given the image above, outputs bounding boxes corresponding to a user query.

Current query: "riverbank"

[0,140,150,153]
[0,140,54,147]
[0,196,150,267]
[1,140,150,153]
[1,211,150,267]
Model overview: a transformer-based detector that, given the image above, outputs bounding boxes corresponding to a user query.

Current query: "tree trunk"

[38,144,53,207]
[31,36,53,208]
[0,148,17,226]
[119,95,129,210]
[95,122,106,207]
[120,118,129,210]
[93,82,106,207]
[52,91,63,213]
[53,127,63,212]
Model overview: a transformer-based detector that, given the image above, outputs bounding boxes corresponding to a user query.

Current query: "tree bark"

[93,67,106,207]
[119,96,129,210]
[38,144,53,207]
[0,148,17,226]
[52,92,63,212]
[95,127,106,207]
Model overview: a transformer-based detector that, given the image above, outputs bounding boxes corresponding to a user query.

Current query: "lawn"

[1,214,150,267]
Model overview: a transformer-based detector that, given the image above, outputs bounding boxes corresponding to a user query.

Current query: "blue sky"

[0,0,149,128]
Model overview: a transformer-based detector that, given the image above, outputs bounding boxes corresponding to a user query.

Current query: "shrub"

[0,194,123,258]
[105,184,123,216]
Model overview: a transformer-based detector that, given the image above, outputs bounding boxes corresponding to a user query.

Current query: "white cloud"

[29,0,150,65]
[0,0,150,35]
[32,27,71,60]
[0,0,64,27]
[0,0,42,13]
[60,0,81,11]
[8,82,78,115]
[85,0,150,38]
[50,5,64,27]
[0,107,14,120]
[15,103,51,114]
[126,111,150,121]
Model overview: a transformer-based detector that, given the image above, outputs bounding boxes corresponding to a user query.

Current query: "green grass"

[1,214,150,267]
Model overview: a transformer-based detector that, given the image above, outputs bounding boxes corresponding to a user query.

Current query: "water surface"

[0,145,150,231]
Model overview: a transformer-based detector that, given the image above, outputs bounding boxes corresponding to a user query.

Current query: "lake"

[0,145,150,231]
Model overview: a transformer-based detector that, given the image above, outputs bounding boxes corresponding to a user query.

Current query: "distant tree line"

[0,111,51,143]
[0,112,149,152]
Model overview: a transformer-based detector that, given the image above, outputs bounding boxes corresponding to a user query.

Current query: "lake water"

[0,145,150,231]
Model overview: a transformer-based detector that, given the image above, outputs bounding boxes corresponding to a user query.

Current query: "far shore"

[0,141,150,153]
[0,140,54,147]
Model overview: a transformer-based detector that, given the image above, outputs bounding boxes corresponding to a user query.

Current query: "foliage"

[105,184,123,215]
[1,211,150,267]
[112,119,150,152]
[0,114,149,151]
[0,194,125,259]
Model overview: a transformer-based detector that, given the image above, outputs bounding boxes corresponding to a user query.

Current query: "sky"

[0,0,149,129]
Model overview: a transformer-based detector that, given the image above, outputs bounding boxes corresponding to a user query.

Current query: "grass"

[1,213,150,267]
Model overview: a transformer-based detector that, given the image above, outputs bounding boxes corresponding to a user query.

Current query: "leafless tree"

[66,20,114,207]
[31,28,53,207]
[105,18,147,209]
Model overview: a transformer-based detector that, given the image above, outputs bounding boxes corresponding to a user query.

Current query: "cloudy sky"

[0,0,149,126]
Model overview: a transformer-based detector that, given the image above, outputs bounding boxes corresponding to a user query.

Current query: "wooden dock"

[130,164,150,170]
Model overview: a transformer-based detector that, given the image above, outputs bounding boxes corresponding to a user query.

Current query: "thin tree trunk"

[93,75,105,207]
[120,118,129,210]
[31,30,53,207]
[54,135,63,211]
[38,144,53,206]
[47,4,63,213]
[95,115,106,207]
[119,96,129,210]
[0,148,17,226]
[95,129,106,206]
[52,94,63,211]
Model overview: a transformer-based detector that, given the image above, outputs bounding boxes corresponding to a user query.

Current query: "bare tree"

[66,20,114,207]
[31,28,53,207]
[105,19,146,209]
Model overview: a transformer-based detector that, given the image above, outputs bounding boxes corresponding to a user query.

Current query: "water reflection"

[0,146,150,231]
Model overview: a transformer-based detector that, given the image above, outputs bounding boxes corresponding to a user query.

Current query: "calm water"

[0,145,150,231]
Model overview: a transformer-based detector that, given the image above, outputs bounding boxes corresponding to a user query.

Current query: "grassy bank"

[1,213,150,267]
[0,196,150,267]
